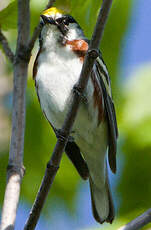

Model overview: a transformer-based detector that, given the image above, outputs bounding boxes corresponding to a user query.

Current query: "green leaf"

[120,64,151,148]
[0,0,17,31]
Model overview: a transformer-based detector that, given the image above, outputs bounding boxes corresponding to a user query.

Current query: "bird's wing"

[94,54,118,173]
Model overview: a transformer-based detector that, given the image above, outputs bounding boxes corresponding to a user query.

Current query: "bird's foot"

[55,129,74,143]
[55,129,67,142]
[68,135,74,142]
[73,84,87,104]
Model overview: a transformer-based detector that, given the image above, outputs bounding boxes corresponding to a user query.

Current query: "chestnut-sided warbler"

[33,7,118,224]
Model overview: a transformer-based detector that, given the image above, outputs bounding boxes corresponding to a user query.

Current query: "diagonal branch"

[46,0,56,10]
[23,1,113,230]
[118,209,151,230]
[27,23,42,55]
[0,29,14,63]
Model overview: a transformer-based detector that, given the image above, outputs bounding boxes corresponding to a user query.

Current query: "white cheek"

[67,28,77,40]
[67,23,84,40]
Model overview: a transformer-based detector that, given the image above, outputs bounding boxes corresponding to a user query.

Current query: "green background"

[0,0,151,229]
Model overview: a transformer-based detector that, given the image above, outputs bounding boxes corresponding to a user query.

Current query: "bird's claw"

[55,129,67,142]
[73,85,87,104]
[55,129,74,143]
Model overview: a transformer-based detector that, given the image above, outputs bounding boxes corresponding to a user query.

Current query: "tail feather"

[89,170,114,224]
[106,172,114,223]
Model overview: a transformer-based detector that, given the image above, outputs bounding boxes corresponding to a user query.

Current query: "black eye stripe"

[55,15,77,25]
[56,17,64,24]
[66,15,77,23]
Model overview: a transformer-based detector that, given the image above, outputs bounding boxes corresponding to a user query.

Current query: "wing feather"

[95,55,118,173]
[65,141,89,180]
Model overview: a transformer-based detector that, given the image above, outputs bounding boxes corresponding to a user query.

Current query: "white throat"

[41,22,85,50]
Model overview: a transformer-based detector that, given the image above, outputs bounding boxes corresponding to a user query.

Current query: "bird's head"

[40,7,85,45]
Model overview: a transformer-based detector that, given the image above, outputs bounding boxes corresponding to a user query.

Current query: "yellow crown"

[42,7,64,16]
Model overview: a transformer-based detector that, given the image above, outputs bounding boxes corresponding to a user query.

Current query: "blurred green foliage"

[0,0,17,30]
[1,0,151,229]
[117,65,151,230]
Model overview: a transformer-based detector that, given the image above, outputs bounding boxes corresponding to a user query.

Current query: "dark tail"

[89,168,114,224]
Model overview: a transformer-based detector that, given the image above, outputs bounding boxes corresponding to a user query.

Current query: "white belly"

[36,47,107,148]
[36,48,80,125]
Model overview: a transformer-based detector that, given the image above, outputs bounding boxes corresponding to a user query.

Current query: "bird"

[33,7,118,224]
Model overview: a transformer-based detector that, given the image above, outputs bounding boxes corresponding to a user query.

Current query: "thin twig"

[24,1,113,230]
[27,0,56,54]
[0,0,30,229]
[118,209,151,230]
[0,29,14,63]
[27,24,42,54]
[46,0,56,10]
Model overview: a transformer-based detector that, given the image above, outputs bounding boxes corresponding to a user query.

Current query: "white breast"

[35,25,105,145]
[36,43,82,128]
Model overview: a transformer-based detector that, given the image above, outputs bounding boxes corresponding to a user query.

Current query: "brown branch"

[118,209,151,230]
[23,0,113,230]
[27,24,42,55]
[27,0,56,54]
[46,0,56,10]
[0,29,14,63]
[0,0,30,229]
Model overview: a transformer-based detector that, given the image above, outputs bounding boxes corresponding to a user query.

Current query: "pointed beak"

[40,15,56,25]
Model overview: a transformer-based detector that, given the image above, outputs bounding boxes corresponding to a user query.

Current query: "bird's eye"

[56,17,69,26]
[56,18,63,24]
[63,18,69,26]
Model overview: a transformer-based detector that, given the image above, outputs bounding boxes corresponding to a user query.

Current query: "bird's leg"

[73,84,88,104]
